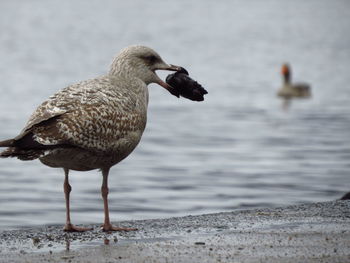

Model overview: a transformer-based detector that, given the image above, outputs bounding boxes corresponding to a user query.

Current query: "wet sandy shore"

[0,200,349,263]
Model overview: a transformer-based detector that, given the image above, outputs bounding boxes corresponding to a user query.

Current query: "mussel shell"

[166,67,207,101]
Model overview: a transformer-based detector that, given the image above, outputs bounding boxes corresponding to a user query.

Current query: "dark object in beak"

[165,67,208,101]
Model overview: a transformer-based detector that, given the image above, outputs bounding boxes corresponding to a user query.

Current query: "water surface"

[0,0,349,230]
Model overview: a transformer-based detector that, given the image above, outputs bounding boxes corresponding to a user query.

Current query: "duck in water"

[277,63,311,109]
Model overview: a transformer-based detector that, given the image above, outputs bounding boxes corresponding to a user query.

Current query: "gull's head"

[110,45,181,93]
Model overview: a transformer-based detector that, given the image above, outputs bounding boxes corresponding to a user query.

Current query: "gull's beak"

[163,64,182,72]
[155,63,182,97]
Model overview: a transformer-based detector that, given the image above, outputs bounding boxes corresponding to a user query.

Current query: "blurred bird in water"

[277,63,311,109]
[0,45,206,232]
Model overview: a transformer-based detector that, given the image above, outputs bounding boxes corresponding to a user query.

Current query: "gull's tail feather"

[0,147,45,160]
[0,138,15,158]
[0,138,44,160]
[0,139,15,148]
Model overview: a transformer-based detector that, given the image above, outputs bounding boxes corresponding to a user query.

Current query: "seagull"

[0,45,182,232]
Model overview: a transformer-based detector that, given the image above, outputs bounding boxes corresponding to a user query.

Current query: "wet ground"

[1,200,349,263]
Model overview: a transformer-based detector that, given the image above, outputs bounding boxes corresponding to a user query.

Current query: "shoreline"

[1,200,349,262]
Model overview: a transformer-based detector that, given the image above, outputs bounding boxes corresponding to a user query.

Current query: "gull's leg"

[101,167,137,232]
[63,168,92,232]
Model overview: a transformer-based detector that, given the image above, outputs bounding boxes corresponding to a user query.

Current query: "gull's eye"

[141,54,159,64]
[148,55,157,63]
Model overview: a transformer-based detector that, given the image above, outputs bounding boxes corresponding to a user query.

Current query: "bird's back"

[1,75,148,170]
[277,82,311,98]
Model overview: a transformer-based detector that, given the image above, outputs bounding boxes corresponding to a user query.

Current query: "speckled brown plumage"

[8,76,146,167]
[0,45,181,231]
[1,46,178,169]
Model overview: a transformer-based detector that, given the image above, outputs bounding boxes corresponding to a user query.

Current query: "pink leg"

[63,168,92,232]
[101,168,137,232]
